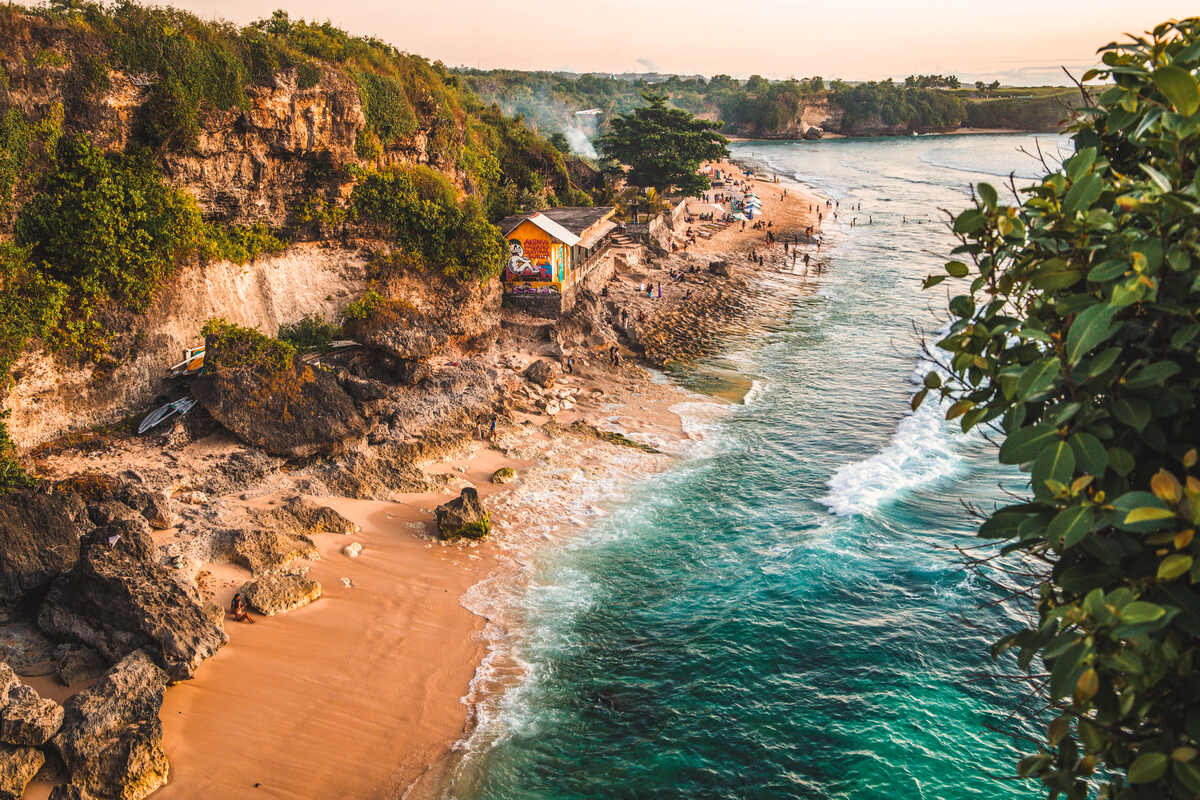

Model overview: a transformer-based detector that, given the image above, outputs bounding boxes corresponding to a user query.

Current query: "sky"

[172,0,1192,84]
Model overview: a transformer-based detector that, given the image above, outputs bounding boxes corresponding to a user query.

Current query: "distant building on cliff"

[498,206,618,316]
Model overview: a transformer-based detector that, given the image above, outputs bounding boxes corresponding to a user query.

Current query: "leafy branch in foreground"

[918,17,1200,800]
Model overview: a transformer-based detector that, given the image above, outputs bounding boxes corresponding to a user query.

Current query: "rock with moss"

[192,320,367,459]
[435,488,490,541]
[240,574,321,616]
[490,467,516,485]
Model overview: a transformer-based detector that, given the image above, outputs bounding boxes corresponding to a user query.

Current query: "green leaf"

[1159,554,1194,580]
[1087,258,1127,282]
[1015,357,1062,401]
[977,182,997,211]
[1069,433,1108,475]
[1124,506,1176,524]
[1121,601,1166,624]
[1125,361,1181,388]
[1110,396,1151,431]
[1047,505,1095,550]
[1127,751,1168,784]
[944,260,969,278]
[922,274,947,289]
[953,208,986,234]
[1033,440,1076,498]
[1084,347,1122,378]
[1154,65,1200,116]
[1140,163,1173,193]
[998,423,1059,465]
[1065,147,1096,181]
[1066,303,1118,364]
[1063,173,1104,214]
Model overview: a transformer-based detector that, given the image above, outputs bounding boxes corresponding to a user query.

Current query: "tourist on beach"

[804,253,810,267]
[231,592,255,624]
[489,415,497,438]
[565,355,574,374]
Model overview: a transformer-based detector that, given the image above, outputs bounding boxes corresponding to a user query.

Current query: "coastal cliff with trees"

[457,68,1079,142]
[0,1,609,474]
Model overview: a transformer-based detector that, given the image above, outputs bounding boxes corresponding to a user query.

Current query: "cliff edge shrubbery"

[922,17,1200,799]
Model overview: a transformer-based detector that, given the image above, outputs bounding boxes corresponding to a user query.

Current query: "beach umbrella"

[732,212,748,221]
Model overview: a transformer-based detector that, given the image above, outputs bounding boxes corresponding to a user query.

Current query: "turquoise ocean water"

[455,133,1074,800]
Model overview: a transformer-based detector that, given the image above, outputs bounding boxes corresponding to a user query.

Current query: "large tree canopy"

[597,92,729,196]
[920,17,1200,800]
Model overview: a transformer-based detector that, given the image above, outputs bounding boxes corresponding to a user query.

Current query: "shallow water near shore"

[450,133,1071,799]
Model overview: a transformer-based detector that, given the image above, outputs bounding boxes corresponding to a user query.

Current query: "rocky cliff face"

[5,245,369,448]
[723,97,842,139]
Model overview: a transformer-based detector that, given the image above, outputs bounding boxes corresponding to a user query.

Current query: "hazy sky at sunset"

[172,0,1191,83]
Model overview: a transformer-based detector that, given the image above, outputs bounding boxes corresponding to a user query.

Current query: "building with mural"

[498,206,618,316]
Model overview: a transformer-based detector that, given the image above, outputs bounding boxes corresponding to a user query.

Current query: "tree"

[989,79,1001,91]
[596,92,728,196]
[919,17,1200,800]
[976,80,987,91]
[547,132,569,153]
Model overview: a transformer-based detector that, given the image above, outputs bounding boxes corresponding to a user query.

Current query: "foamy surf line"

[818,343,969,517]
[444,391,733,793]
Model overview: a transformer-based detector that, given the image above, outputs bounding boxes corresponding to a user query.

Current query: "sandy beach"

[20,171,826,800]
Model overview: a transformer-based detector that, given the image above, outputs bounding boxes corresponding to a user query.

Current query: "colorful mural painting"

[506,239,553,282]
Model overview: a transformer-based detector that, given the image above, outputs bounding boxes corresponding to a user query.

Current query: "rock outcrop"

[523,359,559,389]
[192,361,367,460]
[435,488,490,541]
[38,520,227,681]
[0,663,63,746]
[57,475,174,531]
[240,574,322,616]
[0,488,89,622]
[0,744,43,800]
[259,496,359,536]
[51,650,170,800]
[53,645,107,688]
[231,529,318,575]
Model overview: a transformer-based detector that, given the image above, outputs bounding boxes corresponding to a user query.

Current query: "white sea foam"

[743,378,766,406]
[819,350,968,517]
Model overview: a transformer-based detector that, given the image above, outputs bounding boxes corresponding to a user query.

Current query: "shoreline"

[19,166,829,800]
[726,126,1052,143]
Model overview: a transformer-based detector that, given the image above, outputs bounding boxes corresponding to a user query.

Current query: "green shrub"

[15,134,203,356]
[201,318,296,374]
[351,165,504,280]
[0,411,32,494]
[278,314,341,352]
[295,60,321,89]
[203,222,288,264]
[340,289,383,322]
[920,17,1200,799]
[354,70,418,147]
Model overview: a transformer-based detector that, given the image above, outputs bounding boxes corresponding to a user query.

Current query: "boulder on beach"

[192,322,367,459]
[231,529,318,575]
[37,520,228,682]
[523,359,559,389]
[803,126,823,140]
[57,475,174,531]
[53,644,107,688]
[0,743,44,800]
[260,496,359,536]
[51,650,170,800]
[0,488,89,622]
[0,662,63,746]
[490,467,516,485]
[240,574,322,616]
[435,488,490,541]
